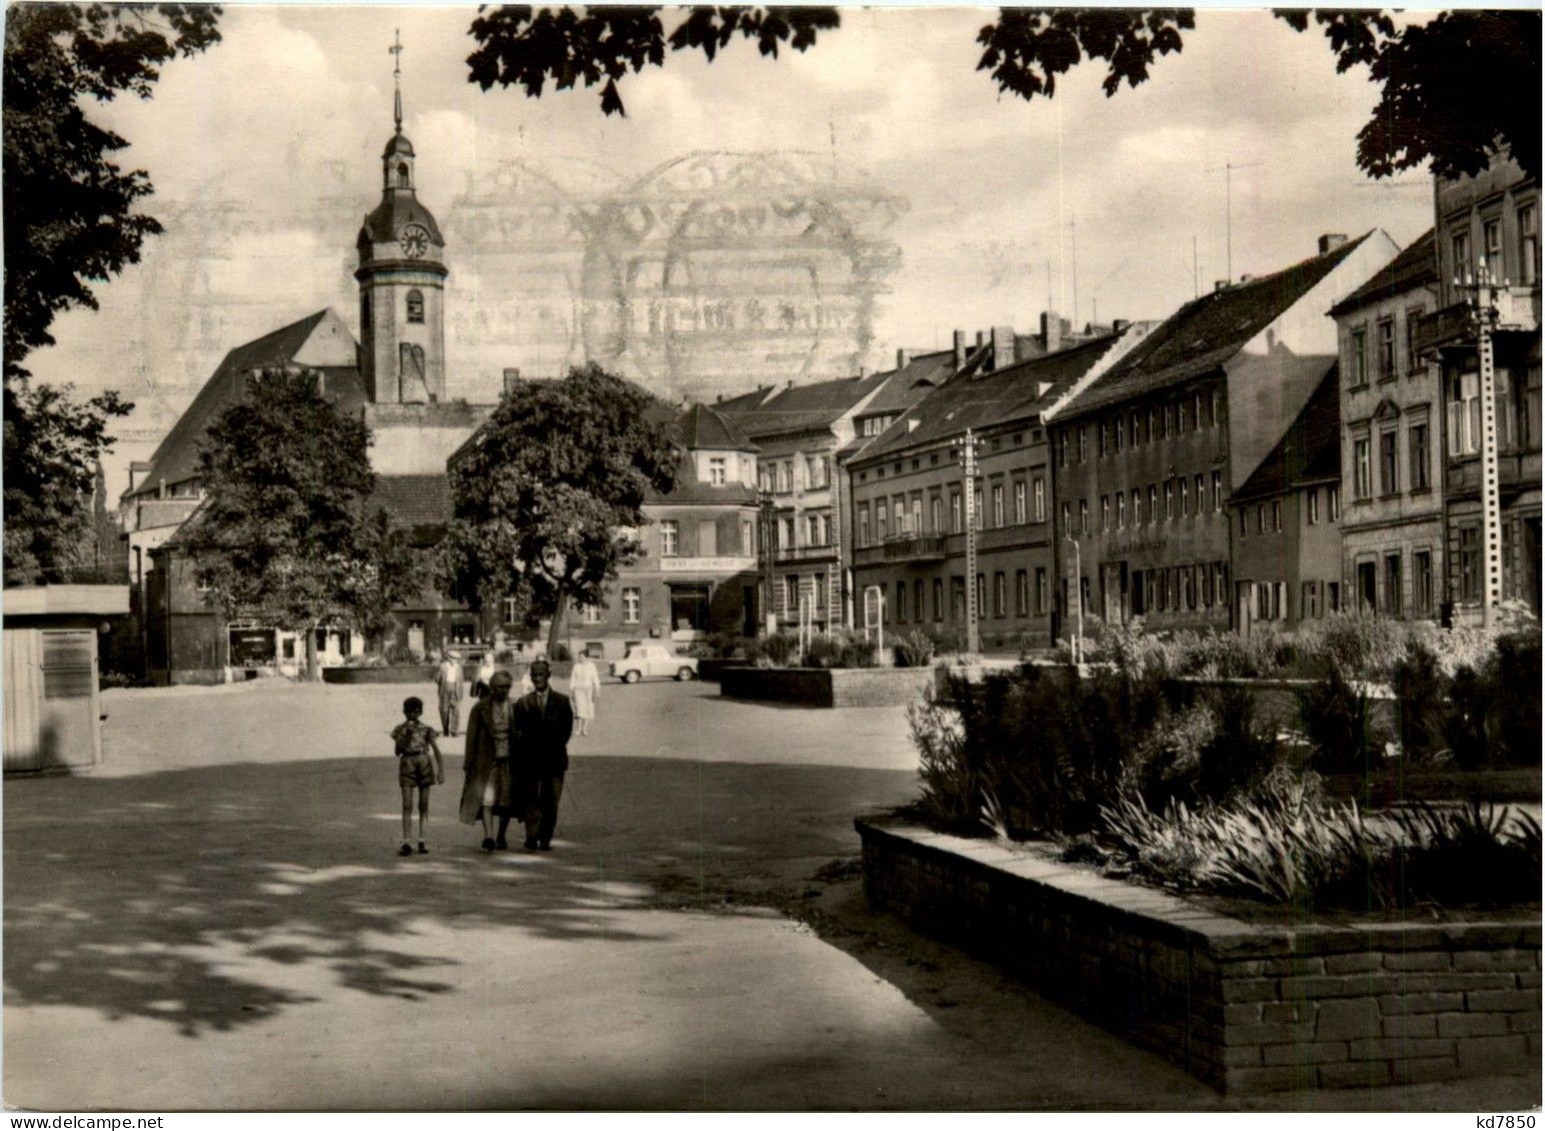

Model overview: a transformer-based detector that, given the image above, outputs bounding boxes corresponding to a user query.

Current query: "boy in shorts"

[391,696,444,856]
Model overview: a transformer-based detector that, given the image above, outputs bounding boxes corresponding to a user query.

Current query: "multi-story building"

[847,325,1148,651]
[1329,230,1444,619]
[718,349,949,632]
[1414,152,1541,621]
[1048,231,1401,633]
[563,403,761,656]
[1228,368,1344,633]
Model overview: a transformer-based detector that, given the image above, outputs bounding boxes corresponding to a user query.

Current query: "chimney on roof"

[1318,233,1348,255]
[1040,310,1062,354]
[952,330,968,371]
[991,325,1015,372]
[1112,318,1130,333]
[896,348,913,369]
[1239,274,1254,284]
[503,368,521,396]
[1215,279,1231,292]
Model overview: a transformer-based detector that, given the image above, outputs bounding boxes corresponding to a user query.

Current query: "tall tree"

[4,3,221,587]
[465,6,1540,183]
[442,364,679,657]
[178,368,388,680]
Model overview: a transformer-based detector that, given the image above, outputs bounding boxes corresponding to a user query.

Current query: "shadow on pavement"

[4,754,917,1040]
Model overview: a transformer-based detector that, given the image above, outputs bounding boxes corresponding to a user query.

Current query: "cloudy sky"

[26,4,1438,499]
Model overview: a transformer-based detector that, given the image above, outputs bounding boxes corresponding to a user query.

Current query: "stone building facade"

[1330,230,1444,619]
[1415,152,1541,621]
[1047,232,1401,636]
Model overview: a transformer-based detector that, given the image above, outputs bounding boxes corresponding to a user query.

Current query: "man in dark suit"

[512,657,574,851]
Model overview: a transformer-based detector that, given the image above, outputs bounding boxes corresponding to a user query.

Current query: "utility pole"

[1457,259,1509,625]
[758,488,777,637]
[960,429,981,654]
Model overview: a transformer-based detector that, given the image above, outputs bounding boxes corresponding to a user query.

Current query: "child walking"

[391,696,444,856]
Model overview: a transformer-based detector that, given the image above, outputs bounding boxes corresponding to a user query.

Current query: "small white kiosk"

[3,585,128,773]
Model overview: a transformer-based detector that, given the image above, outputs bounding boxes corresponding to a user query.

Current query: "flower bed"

[858,815,1542,1094]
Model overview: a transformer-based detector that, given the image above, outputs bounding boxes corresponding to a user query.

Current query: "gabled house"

[718,349,946,631]
[1047,231,1401,634]
[1329,229,1443,620]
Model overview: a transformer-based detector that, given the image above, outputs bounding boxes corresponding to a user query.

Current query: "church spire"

[389,28,404,135]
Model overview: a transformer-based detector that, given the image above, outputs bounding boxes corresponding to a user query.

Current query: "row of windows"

[1352,548,1436,618]
[886,568,1053,626]
[1351,420,1431,501]
[1063,470,1226,536]
[855,476,1049,545]
[1238,485,1341,537]
[656,519,754,557]
[1446,200,1539,290]
[1346,305,1425,386]
[1445,365,1543,458]
[782,573,829,613]
[759,454,832,495]
[1128,562,1231,616]
[1056,389,1219,467]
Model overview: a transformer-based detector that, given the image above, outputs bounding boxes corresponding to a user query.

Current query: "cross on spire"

[389,29,404,132]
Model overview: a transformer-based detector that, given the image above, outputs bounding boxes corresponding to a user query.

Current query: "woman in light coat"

[569,651,601,737]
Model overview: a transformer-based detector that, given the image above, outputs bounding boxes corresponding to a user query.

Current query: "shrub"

[1294,609,1408,682]
[907,684,981,835]
[1297,664,1388,775]
[1392,639,1448,761]
[550,642,572,662]
[1491,628,1542,764]
[1196,682,1280,802]
[745,631,796,667]
[893,628,935,669]
[1099,785,1541,911]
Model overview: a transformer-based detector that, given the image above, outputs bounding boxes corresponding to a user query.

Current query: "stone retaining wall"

[719,666,936,707]
[857,817,1541,1094]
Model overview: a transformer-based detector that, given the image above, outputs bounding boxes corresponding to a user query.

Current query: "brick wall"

[719,666,935,707]
[858,817,1540,1094]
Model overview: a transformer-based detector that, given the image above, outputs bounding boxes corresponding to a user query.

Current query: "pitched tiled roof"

[675,402,757,451]
[854,349,958,417]
[850,334,1126,466]
[721,371,888,438]
[125,311,364,499]
[1058,233,1371,420]
[1329,229,1436,316]
[370,474,452,530]
[1232,364,1342,502]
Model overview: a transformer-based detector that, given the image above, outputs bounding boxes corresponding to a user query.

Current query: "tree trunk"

[546,590,569,660]
[305,625,320,682]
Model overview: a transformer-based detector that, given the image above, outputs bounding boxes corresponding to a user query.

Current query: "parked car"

[610,645,699,684]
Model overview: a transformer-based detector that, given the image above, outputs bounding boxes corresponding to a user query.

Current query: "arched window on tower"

[396,163,410,188]
[406,289,424,324]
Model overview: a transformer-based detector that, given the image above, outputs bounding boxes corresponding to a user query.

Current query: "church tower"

[356,33,447,404]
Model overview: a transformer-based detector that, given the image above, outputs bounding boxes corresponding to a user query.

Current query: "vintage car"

[609,644,699,684]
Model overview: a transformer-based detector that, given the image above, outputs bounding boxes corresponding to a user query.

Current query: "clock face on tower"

[397,223,431,259]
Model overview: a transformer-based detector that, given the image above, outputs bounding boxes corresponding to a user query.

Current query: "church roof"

[124,310,365,501]
[359,190,444,249]
[383,131,415,159]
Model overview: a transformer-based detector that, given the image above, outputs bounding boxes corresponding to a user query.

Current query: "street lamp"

[1064,530,1084,665]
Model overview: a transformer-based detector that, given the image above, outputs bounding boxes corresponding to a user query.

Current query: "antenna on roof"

[1205,160,1262,283]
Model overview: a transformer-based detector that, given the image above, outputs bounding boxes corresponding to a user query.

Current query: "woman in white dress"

[569,651,601,736]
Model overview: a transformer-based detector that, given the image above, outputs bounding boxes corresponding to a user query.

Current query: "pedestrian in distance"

[569,648,600,737]
[435,649,463,737]
[459,669,521,851]
[512,657,573,851]
[391,696,444,856]
[471,651,496,700]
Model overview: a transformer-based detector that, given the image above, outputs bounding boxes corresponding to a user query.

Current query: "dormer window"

[396,162,410,188]
[406,289,424,324]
